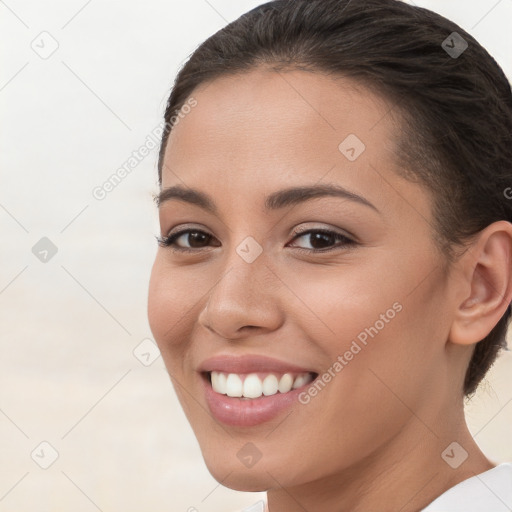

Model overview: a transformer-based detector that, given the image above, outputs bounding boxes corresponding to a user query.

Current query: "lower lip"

[202,375,310,427]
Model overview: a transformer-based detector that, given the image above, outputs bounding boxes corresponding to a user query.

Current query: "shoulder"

[232,500,267,512]
[421,463,512,512]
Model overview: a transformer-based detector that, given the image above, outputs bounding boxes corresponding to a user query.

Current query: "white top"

[421,462,512,511]
[236,463,512,512]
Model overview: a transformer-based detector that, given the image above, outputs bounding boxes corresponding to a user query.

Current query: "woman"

[147,0,512,510]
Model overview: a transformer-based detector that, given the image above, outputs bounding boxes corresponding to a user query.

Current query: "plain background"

[1,0,511,510]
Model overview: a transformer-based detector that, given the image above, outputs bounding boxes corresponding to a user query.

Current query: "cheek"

[147,257,199,355]
[280,261,404,351]
[147,261,171,345]
[285,250,444,389]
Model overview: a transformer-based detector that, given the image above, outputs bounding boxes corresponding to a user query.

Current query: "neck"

[266,404,493,512]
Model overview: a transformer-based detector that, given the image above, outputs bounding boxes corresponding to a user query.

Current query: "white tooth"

[211,371,220,392]
[262,374,279,396]
[217,372,227,394]
[211,371,227,394]
[226,373,243,397]
[292,373,308,389]
[243,373,263,398]
[278,373,293,393]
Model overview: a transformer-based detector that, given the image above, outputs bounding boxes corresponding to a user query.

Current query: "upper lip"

[198,354,315,375]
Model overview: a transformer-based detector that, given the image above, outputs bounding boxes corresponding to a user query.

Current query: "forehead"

[161,67,430,222]
[165,67,396,165]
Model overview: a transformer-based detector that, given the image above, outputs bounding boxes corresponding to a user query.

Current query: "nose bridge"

[213,239,271,309]
[198,237,282,336]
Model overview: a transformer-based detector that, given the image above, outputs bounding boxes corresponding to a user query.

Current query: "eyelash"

[155,227,356,254]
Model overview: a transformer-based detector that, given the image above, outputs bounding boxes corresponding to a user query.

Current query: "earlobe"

[449,221,512,347]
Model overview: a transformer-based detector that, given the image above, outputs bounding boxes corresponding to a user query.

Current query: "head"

[148,0,512,492]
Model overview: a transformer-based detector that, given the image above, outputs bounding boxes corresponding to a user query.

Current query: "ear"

[449,220,512,346]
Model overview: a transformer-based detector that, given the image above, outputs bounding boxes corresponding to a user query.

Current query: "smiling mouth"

[203,371,318,399]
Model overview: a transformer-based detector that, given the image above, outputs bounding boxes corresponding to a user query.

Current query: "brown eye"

[156,227,356,254]
[157,229,219,251]
[288,229,356,252]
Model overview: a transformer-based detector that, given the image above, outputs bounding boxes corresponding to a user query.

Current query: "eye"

[287,228,356,252]
[156,227,356,254]
[156,229,218,252]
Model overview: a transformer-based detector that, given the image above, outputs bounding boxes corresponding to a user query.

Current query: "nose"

[197,255,284,341]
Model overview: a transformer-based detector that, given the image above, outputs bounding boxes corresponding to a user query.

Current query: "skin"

[147,67,512,512]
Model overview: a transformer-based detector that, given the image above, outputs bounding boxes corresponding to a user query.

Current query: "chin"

[204,458,272,492]
[198,440,278,491]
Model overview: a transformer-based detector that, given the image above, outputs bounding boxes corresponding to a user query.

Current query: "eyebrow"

[155,183,379,214]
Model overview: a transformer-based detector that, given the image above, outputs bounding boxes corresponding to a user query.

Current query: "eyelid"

[160,222,217,244]
[166,223,213,237]
[290,223,357,242]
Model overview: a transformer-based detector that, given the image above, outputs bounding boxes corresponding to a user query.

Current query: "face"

[148,67,457,491]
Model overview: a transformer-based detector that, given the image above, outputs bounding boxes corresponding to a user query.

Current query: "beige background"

[1,0,511,510]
